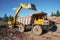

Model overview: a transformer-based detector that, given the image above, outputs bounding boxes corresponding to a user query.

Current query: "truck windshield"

[35,16,43,20]
[40,16,43,19]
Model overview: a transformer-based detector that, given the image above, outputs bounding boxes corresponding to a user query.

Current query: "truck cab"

[33,12,50,25]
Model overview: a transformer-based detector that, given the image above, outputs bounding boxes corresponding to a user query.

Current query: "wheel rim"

[18,24,24,32]
[9,25,13,28]
[33,25,42,35]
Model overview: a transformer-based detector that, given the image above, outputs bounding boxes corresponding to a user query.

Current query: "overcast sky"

[0,0,60,17]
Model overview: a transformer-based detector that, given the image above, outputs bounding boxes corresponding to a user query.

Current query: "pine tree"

[51,10,60,17]
[51,12,54,16]
[3,13,8,21]
[56,10,60,17]
[8,15,13,21]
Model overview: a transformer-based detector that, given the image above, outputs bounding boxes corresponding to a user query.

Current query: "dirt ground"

[0,28,60,40]
[0,16,60,40]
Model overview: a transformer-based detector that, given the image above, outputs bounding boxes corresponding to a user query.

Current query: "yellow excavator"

[8,3,36,28]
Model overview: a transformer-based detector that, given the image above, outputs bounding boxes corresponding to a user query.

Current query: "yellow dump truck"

[17,11,54,35]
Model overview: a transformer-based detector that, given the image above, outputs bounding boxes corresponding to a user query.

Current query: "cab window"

[35,16,38,20]
[40,16,43,19]
[35,15,43,20]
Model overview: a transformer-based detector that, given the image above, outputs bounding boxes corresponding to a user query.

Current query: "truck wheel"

[8,25,13,29]
[18,24,24,32]
[32,25,42,35]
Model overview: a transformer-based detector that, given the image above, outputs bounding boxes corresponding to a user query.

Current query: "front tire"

[32,25,42,35]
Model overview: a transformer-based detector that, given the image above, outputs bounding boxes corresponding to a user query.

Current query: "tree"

[8,15,13,21]
[51,10,60,17]
[3,13,8,21]
[56,10,60,17]
[51,12,56,16]
[51,12,54,16]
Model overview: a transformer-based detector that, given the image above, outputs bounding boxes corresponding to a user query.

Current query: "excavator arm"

[8,3,37,25]
[14,3,28,24]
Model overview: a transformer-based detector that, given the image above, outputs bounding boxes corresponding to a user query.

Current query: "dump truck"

[17,11,55,35]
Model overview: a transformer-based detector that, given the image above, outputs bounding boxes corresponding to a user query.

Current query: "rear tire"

[8,25,13,29]
[32,25,42,35]
[18,24,24,32]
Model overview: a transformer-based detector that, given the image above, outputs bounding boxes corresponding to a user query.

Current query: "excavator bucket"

[27,3,37,10]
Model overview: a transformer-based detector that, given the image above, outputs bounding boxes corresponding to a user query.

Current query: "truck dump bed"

[17,16,34,25]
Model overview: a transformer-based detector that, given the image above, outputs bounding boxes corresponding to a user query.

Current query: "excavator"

[8,3,37,28]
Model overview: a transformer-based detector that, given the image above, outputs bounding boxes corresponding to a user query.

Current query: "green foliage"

[51,10,60,17]
[51,12,54,16]
[3,13,8,21]
[3,13,13,21]
[8,15,13,21]
[56,10,60,17]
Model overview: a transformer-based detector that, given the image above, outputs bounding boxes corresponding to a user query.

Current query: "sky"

[0,0,60,17]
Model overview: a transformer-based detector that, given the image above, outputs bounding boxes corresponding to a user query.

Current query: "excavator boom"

[8,3,37,25]
[14,3,27,24]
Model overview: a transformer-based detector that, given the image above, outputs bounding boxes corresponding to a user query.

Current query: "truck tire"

[8,25,13,29]
[32,25,42,35]
[18,24,24,32]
